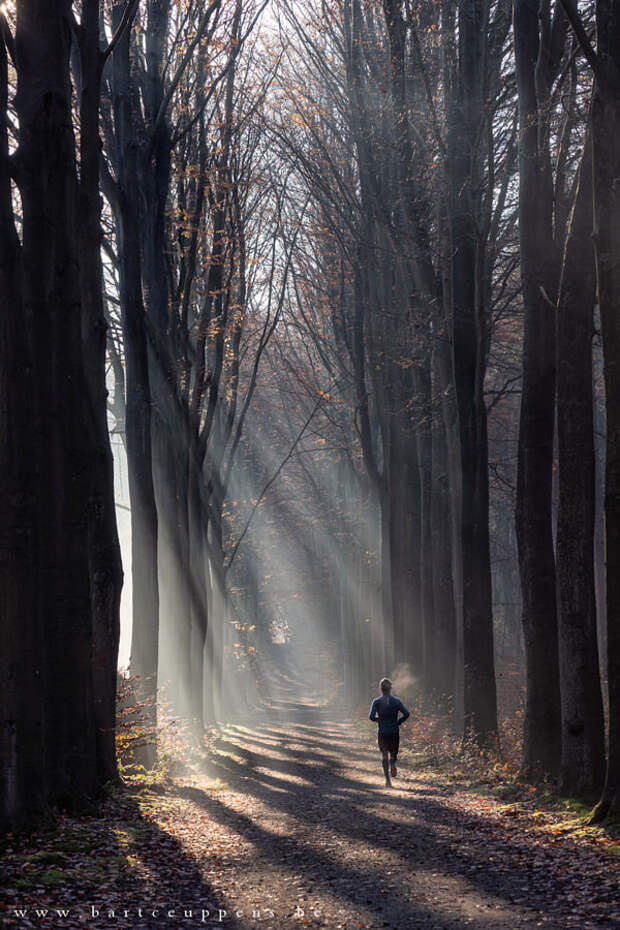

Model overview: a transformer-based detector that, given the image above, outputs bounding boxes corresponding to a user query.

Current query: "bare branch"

[104,0,140,63]
[557,0,604,84]
[224,397,323,573]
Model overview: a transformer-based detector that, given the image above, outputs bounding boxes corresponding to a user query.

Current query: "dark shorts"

[378,731,399,757]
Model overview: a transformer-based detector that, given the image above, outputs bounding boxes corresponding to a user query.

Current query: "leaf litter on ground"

[0,722,618,930]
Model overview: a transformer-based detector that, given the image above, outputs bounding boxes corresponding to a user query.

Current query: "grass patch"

[39,870,70,886]
[11,878,37,890]
[53,839,82,854]
[405,753,620,850]
[29,850,69,866]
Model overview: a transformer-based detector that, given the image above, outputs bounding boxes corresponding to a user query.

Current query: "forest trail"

[3,710,619,930]
[164,716,617,930]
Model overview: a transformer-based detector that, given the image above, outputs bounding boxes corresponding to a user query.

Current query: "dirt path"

[142,714,618,930]
[3,712,619,930]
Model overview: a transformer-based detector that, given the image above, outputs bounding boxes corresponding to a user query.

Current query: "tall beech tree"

[77,0,125,786]
[589,0,620,824]
[443,0,512,743]
[514,0,566,779]
[556,135,606,801]
[16,0,96,806]
[589,0,620,826]
[1,0,124,826]
[107,0,161,748]
[382,0,437,690]
[0,5,41,826]
[559,0,620,823]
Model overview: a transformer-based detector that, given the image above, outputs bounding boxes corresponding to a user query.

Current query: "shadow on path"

[173,711,616,930]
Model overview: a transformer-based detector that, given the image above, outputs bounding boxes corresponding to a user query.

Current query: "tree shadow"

[0,794,248,930]
[173,781,485,930]
[6,724,607,930]
[189,723,612,930]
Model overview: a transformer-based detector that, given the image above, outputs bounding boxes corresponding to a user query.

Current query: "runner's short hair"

[380,678,392,693]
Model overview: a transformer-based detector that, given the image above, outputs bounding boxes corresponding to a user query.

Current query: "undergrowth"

[356,689,619,843]
[398,693,524,785]
[115,673,218,790]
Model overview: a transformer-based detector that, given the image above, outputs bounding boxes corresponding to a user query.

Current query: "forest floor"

[1,698,619,930]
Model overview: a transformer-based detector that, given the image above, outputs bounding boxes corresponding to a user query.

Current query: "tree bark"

[556,136,606,801]
[416,360,435,692]
[78,0,124,786]
[388,416,422,680]
[431,308,457,705]
[588,0,620,820]
[188,453,208,730]
[382,0,437,691]
[514,0,564,779]
[448,0,498,744]
[16,0,98,805]
[111,15,159,761]
[0,19,43,827]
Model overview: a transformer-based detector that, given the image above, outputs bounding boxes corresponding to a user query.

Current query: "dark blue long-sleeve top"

[369,694,410,734]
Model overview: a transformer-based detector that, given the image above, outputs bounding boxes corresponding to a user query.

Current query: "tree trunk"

[188,453,208,731]
[140,0,192,725]
[388,415,422,682]
[416,360,435,693]
[112,20,159,763]
[431,314,457,706]
[556,137,606,801]
[154,428,191,719]
[204,544,217,726]
[0,23,43,827]
[379,487,394,675]
[514,0,563,779]
[449,0,497,744]
[17,0,98,806]
[589,10,620,819]
[78,0,123,786]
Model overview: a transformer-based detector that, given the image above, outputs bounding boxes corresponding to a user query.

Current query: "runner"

[369,678,410,787]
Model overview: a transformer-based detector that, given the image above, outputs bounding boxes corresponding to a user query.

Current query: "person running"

[369,678,409,787]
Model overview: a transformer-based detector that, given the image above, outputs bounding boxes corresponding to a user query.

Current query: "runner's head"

[380,677,392,693]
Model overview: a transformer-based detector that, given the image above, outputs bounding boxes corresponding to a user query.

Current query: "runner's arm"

[369,700,378,722]
[396,700,410,725]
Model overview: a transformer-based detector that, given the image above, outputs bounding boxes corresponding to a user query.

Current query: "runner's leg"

[378,734,391,785]
[382,751,391,785]
[390,732,399,777]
